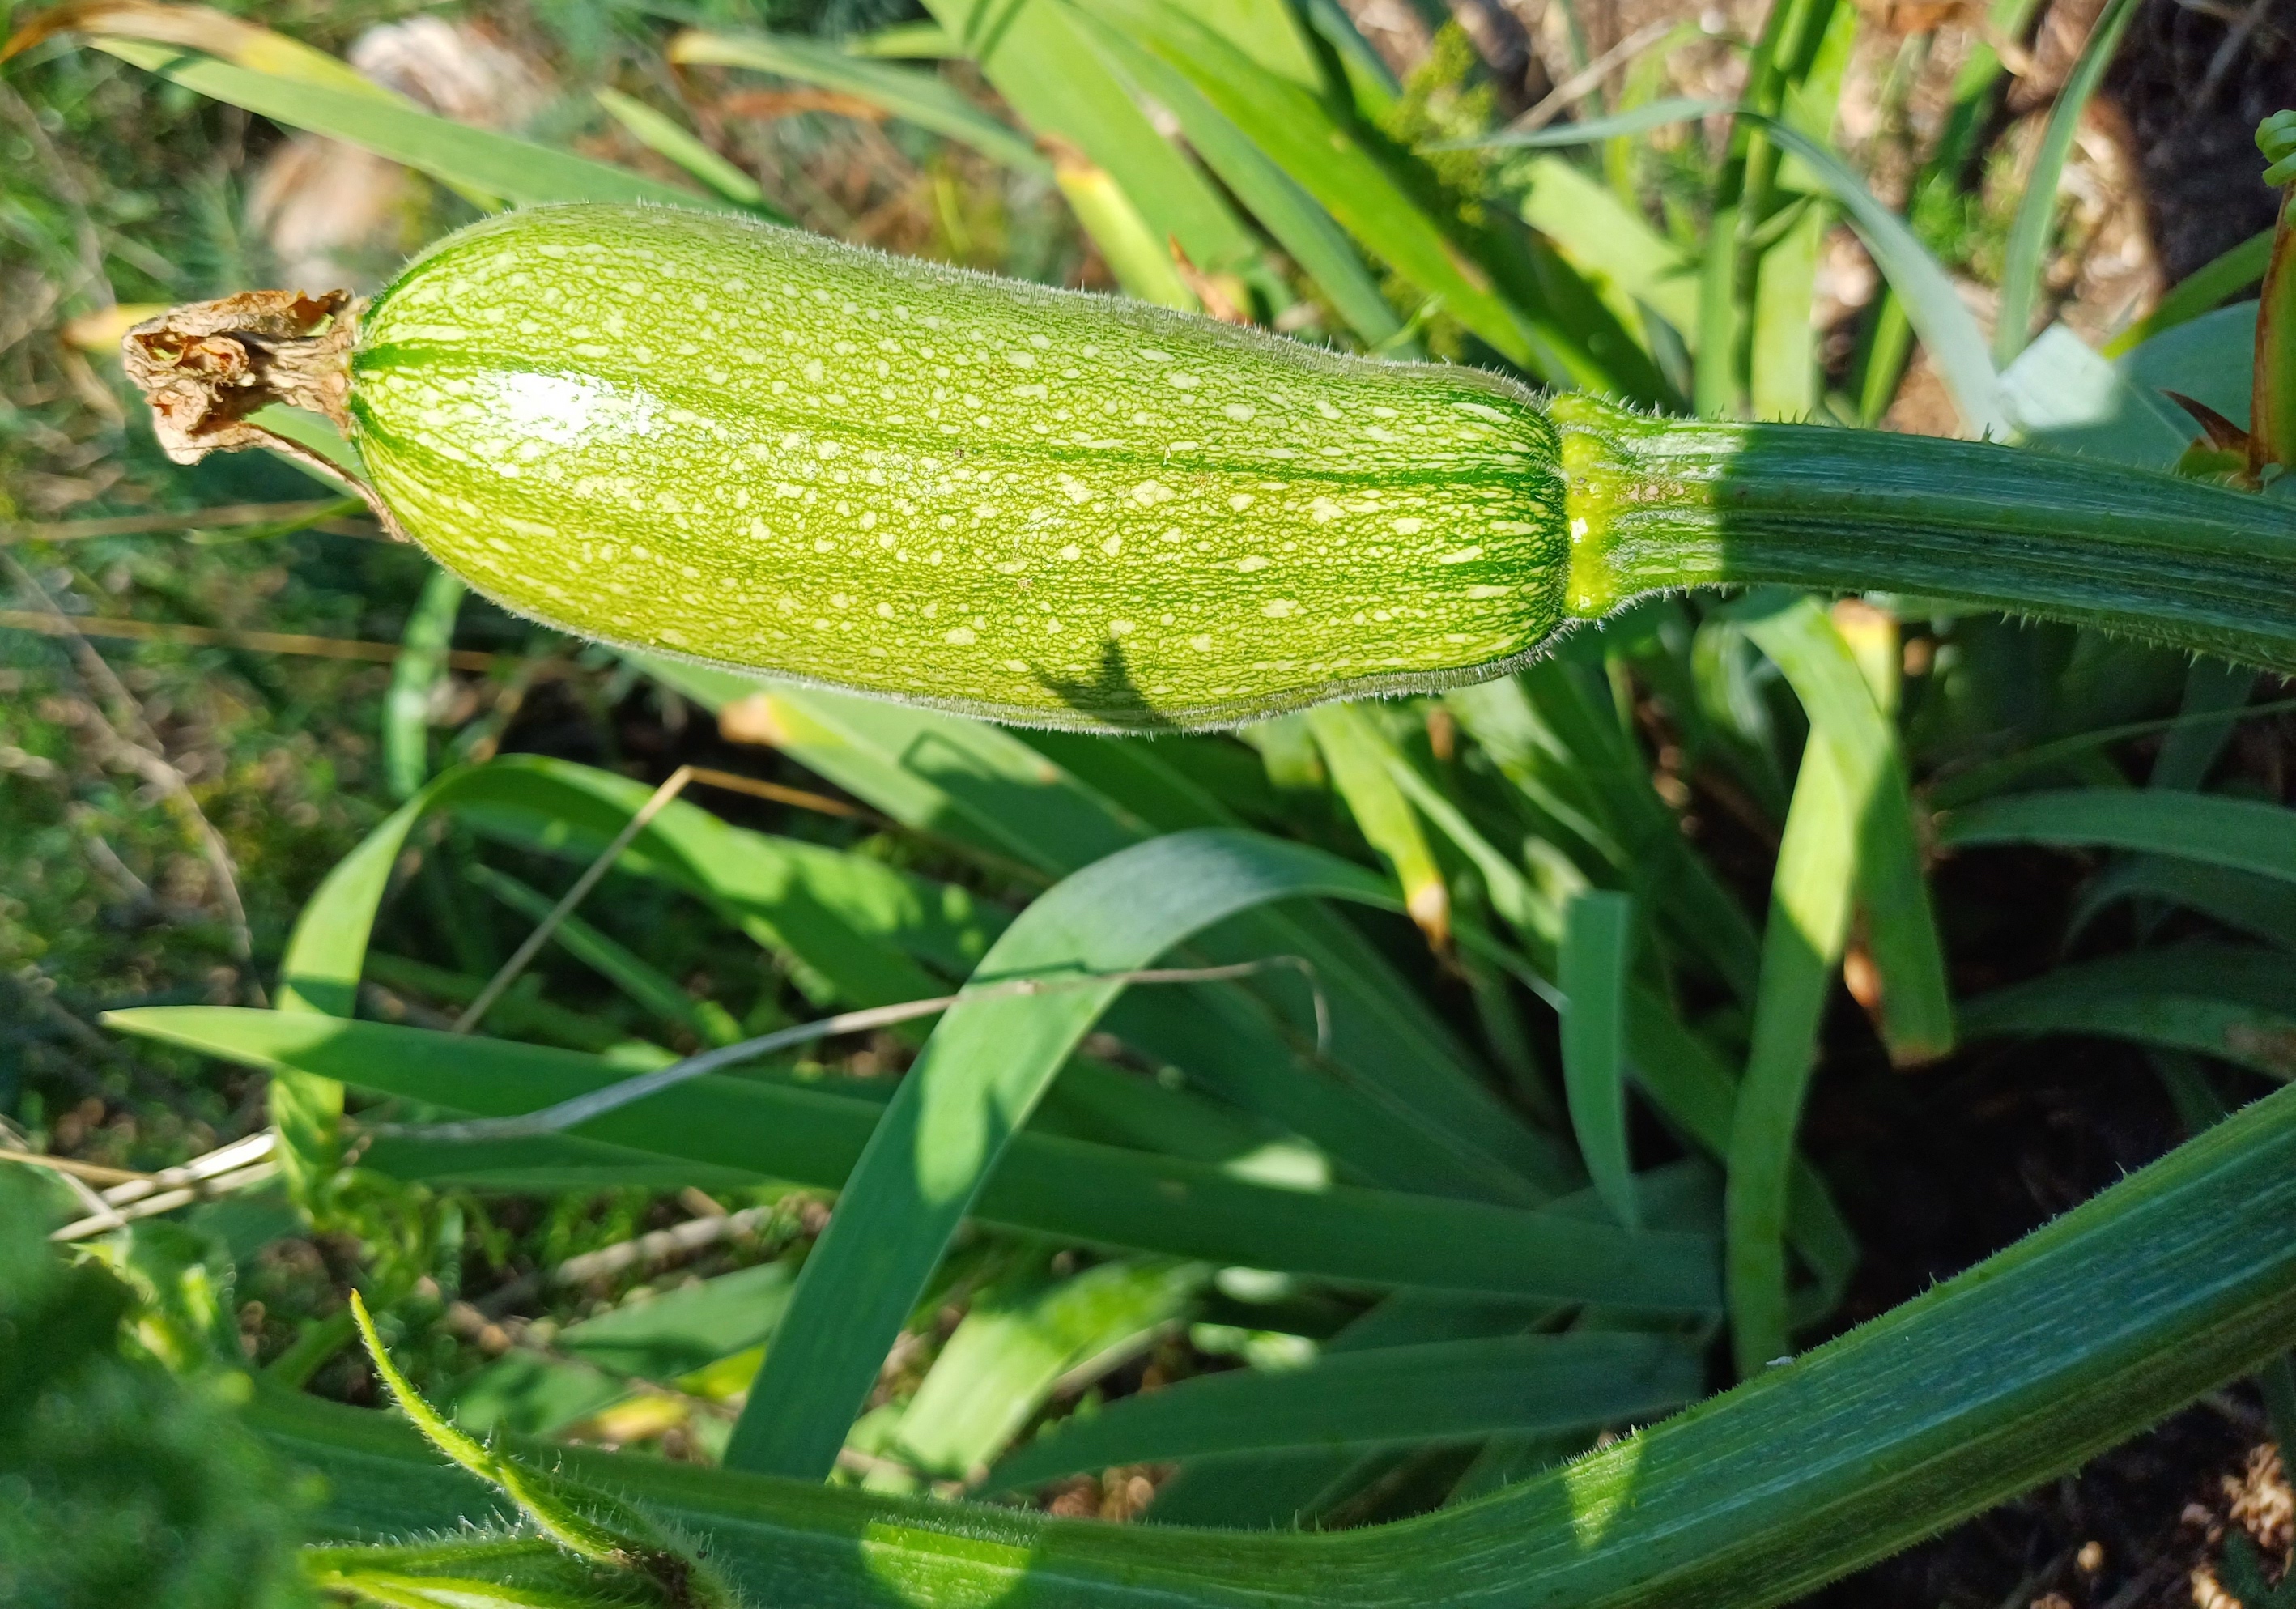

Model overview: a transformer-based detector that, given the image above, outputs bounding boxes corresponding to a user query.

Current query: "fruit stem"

[1554,394,2296,673]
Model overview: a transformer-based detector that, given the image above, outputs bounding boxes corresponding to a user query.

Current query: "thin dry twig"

[0,272,69,363]
[0,1143,151,1185]
[0,1117,126,1230]
[2196,0,2278,112]
[2,551,258,982]
[386,956,1324,1144]
[445,758,956,1029]
[0,605,545,671]
[685,764,882,826]
[551,1202,783,1285]
[99,1128,274,1207]
[453,765,701,1033]
[26,1129,281,1241]
[1504,19,1676,134]
[6,496,368,543]
[0,79,112,311]
[49,1158,279,1240]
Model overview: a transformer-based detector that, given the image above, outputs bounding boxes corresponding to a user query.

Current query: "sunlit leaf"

[992,1330,1702,1486]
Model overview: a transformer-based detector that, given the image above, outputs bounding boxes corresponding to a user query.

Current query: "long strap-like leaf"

[257,1077,2296,1607]
[723,829,1567,1479]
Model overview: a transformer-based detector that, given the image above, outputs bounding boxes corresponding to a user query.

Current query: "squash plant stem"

[1555,394,2296,675]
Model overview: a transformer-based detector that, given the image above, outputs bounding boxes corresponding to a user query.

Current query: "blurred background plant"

[2,0,2294,1602]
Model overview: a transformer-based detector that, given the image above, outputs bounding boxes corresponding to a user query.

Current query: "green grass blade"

[1939,788,2296,883]
[1748,2,1859,419]
[722,828,1529,1479]
[1008,730,1235,832]
[1699,199,1747,417]
[1157,0,1333,92]
[1738,598,1953,1063]
[246,404,366,481]
[845,19,960,57]
[990,1331,1703,1488]
[665,29,1049,177]
[1561,891,1639,1228]
[1103,983,1549,1205]
[2152,662,2259,793]
[1052,159,1205,308]
[378,1138,757,1195]
[593,87,776,211]
[2103,228,2272,357]
[1299,0,1400,109]
[451,756,1000,990]
[1626,1006,1860,1321]
[1957,942,2296,1079]
[1147,1284,1563,1528]
[104,1006,1722,1307]
[1516,655,1765,1002]
[1516,155,1702,350]
[1728,730,1858,1376]
[1992,0,2141,365]
[1040,1054,1286,1164]
[2123,301,2258,434]
[450,1260,796,1437]
[1754,117,2004,436]
[1479,100,1728,149]
[1306,704,1451,946]
[248,1079,2296,1606]
[1380,744,1565,962]
[1473,104,2008,432]
[2000,321,2194,467]
[1850,0,2038,410]
[267,781,444,1191]
[1750,201,1830,419]
[261,751,993,1183]
[364,951,676,1059]
[1692,616,1794,816]
[97,40,724,211]
[1078,0,1629,393]
[921,0,1261,275]
[1928,693,2296,808]
[896,1258,1206,1480]
[1443,678,1626,868]
[1079,22,1402,346]
[381,570,464,802]
[2069,856,2296,952]
[466,865,744,1047]
[661,674,1563,1194]
[653,668,1139,874]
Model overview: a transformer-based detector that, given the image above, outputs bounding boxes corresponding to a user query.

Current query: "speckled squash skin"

[349,202,1571,730]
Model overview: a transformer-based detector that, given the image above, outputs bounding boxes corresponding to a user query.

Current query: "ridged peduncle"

[1551,392,2296,673]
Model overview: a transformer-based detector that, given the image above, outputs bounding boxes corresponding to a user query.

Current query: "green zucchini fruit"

[346,202,1567,730]
[125,202,2296,727]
